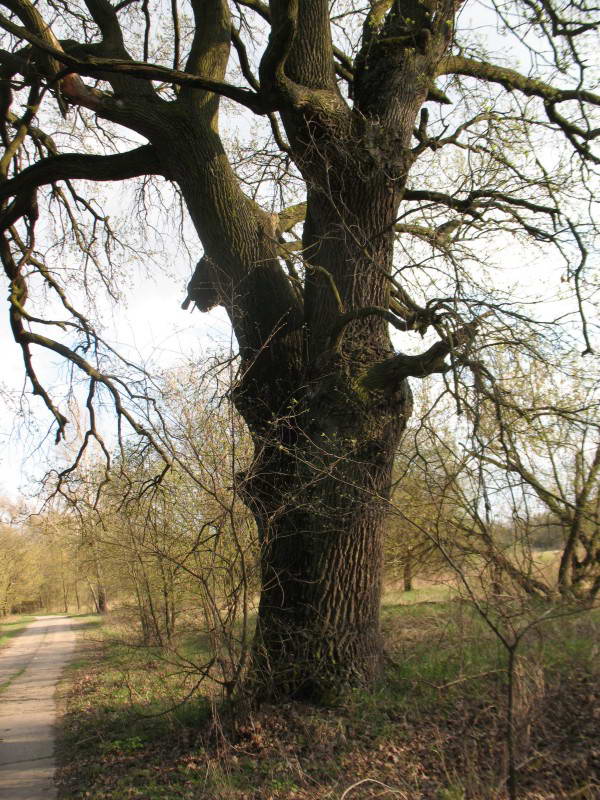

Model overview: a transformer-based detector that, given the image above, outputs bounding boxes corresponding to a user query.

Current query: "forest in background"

[3,348,599,625]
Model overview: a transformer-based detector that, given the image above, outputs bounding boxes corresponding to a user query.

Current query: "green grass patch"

[56,602,600,800]
[382,581,455,606]
[0,615,34,648]
[67,613,102,632]
[57,616,218,798]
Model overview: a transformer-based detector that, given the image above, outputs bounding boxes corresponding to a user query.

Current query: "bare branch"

[438,55,600,107]
[0,8,267,113]
[0,145,163,220]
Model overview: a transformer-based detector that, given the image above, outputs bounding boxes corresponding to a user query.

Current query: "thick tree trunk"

[239,355,412,701]
[403,558,413,593]
[97,585,108,614]
[156,92,418,702]
[250,506,385,700]
[171,143,412,699]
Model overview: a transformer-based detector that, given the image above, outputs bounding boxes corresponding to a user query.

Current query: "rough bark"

[236,340,412,699]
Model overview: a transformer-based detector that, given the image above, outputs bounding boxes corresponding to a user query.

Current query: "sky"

[0,249,232,503]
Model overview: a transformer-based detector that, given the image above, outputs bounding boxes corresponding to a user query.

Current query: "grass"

[66,613,103,631]
[382,579,455,606]
[56,600,600,800]
[0,615,35,648]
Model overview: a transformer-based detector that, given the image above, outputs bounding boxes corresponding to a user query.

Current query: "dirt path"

[0,616,76,799]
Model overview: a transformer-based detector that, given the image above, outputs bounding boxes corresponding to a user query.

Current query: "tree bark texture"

[240,350,412,698]
[403,559,413,593]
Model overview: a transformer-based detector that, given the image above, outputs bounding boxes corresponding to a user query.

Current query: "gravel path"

[0,616,75,799]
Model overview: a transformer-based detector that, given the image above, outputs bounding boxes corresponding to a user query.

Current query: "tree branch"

[279,0,338,91]
[438,55,600,107]
[182,0,232,110]
[82,0,127,53]
[402,188,557,218]
[79,0,157,96]
[0,9,267,114]
[277,201,306,232]
[353,0,459,127]
[258,0,299,101]
[230,26,259,91]
[0,145,163,224]
[16,327,173,462]
[358,340,452,393]
[329,305,424,352]
[357,316,484,393]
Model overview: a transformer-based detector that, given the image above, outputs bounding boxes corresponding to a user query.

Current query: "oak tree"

[0,0,598,699]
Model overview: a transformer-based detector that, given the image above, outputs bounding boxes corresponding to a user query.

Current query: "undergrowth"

[56,602,600,800]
